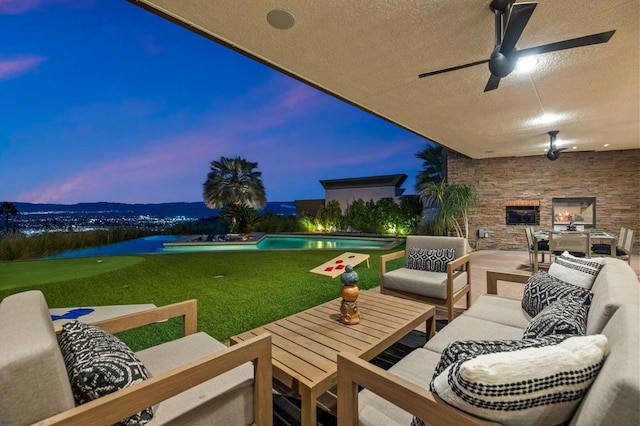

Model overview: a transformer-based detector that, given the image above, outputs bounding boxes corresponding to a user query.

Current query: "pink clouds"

[0,0,92,14]
[14,77,420,203]
[0,0,41,14]
[0,56,45,80]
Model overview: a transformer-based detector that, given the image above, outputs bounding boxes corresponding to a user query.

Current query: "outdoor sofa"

[0,291,273,426]
[338,255,639,425]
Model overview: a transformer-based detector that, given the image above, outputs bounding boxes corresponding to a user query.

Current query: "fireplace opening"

[505,200,540,225]
[506,206,540,225]
[552,197,596,230]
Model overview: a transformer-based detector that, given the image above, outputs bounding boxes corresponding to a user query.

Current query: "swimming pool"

[48,234,401,258]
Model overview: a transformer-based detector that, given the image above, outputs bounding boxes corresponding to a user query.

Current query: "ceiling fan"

[418,0,616,92]
[546,130,565,160]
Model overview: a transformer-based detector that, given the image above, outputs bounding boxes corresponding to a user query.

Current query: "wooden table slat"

[286,314,377,347]
[264,325,337,373]
[303,307,394,337]
[265,322,361,360]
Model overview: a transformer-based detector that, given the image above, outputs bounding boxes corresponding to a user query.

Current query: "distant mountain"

[14,201,298,218]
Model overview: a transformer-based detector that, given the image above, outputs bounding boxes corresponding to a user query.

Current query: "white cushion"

[431,335,607,426]
[548,251,604,289]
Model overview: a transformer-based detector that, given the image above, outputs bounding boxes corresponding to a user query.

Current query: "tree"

[374,197,401,235]
[420,182,478,240]
[398,195,423,234]
[221,204,262,233]
[415,143,445,193]
[317,200,344,232]
[203,156,267,228]
[0,201,19,234]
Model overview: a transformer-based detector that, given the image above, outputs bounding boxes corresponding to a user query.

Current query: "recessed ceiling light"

[267,9,295,30]
[603,143,610,147]
[572,146,577,150]
[516,56,538,72]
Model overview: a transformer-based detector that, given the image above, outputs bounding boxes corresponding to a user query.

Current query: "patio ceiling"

[128,0,639,159]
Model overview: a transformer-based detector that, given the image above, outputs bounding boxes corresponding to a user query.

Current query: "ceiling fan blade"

[518,30,616,57]
[418,58,489,78]
[484,74,501,92]
[500,2,537,53]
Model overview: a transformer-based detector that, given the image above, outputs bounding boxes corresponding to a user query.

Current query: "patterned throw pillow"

[428,335,607,426]
[521,270,592,317]
[428,334,570,392]
[406,247,455,273]
[59,321,153,426]
[523,294,592,339]
[548,251,604,289]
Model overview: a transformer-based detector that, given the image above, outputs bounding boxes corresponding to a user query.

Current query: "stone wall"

[447,149,640,252]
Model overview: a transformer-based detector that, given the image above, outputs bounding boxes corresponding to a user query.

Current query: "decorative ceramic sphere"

[340,265,359,286]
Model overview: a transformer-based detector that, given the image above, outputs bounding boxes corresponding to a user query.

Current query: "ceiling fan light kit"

[546,130,567,161]
[418,1,616,92]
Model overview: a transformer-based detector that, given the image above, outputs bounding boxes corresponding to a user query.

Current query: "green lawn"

[0,248,405,350]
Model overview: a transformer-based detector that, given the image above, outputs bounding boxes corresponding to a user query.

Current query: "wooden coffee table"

[230,292,435,425]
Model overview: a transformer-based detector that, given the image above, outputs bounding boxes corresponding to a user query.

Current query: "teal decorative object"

[341,265,359,286]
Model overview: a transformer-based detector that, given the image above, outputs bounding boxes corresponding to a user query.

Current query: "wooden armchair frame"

[336,353,495,426]
[338,270,530,425]
[43,300,273,426]
[380,250,472,322]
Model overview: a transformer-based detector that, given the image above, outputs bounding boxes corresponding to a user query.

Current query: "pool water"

[48,234,399,258]
[47,235,183,259]
[256,235,391,250]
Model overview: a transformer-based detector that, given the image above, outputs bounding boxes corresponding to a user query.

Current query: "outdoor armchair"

[0,290,273,426]
[380,236,471,322]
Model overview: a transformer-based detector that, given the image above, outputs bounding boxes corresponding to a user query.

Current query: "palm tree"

[420,183,478,240]
[0,201,19,234]
[415,143,445,193]
[203,156,267,209]
[221,204,262,233]
[203,157,267,230]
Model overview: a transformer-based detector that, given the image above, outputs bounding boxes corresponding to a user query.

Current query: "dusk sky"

[1,0,430,205]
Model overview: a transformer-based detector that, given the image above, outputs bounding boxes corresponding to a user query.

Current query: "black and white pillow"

[59,321,154,426]
[428,334,570,392]
[427,335,607,425]
[548,251,604,289]
[406,247,455,273]
[521,270,592,317]
[523,294,592,339]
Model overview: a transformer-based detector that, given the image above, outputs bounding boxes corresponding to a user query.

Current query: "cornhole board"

[309,252,370,278]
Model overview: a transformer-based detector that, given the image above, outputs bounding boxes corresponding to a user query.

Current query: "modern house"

[320,174,408,212]
[126,0,639,252]
[295,174,409,215]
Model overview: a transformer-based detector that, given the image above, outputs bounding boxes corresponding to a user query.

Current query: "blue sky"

[1,0,430,204]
